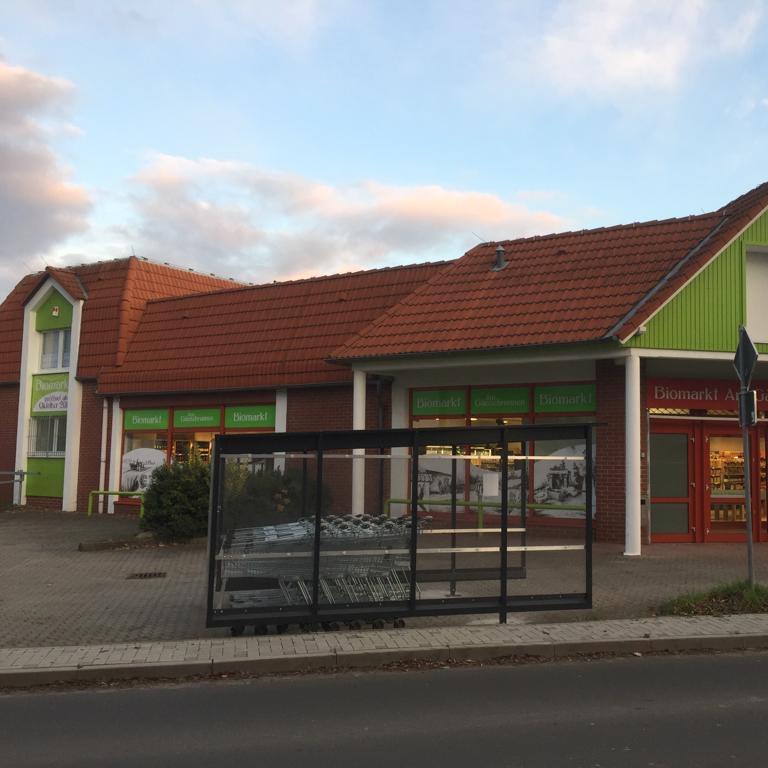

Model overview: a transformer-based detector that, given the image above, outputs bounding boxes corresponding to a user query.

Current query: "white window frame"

[745,246,768,344]
[39,328,72,370]
[28,415,67,458]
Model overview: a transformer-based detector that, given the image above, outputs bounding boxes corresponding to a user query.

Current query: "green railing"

[383,497,586,528]
[87,490,145,518]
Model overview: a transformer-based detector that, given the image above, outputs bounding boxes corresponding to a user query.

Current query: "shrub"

[222,465,331,530]
[140,457,211,543]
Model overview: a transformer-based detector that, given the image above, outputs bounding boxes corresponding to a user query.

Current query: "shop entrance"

[650,420,768,543]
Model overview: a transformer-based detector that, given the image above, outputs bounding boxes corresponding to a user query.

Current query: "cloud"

[128,153,568,282]
[5,0,341,50]
[0,58,90,290]
[535,0,763,95]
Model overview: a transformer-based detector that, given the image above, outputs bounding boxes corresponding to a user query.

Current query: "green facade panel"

[35,289,72,331]
[625,207,768,352]
[26,457,65,497]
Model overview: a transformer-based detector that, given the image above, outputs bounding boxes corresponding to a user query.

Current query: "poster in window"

[121,448,166,491]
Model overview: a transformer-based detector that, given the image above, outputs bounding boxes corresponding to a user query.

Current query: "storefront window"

[121,432,168,491]
[173,432,215,463]
[531,415,594,519]
[470,417,524,507]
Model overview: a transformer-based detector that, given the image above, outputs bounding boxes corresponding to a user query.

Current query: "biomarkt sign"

[647,378,768,411]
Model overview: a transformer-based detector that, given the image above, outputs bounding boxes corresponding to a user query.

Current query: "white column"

[13,307,34,506]
[389,380,409,518]
[62,301,84,512]
[351,369,366,515]
[624,352,642,556]
[107,397,122,514]
[274,388,288,472]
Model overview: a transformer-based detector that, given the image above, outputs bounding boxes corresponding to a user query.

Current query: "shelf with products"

[710,450,744,494]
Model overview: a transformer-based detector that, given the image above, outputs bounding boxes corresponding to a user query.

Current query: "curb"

[4,633,768,689]
[77,537,207,552]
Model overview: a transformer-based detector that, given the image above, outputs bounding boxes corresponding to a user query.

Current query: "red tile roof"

[0,257,239,383]
[97,262,447,394]
[0,274,41,384]
[21,267,88,302]
[334,183,768,361]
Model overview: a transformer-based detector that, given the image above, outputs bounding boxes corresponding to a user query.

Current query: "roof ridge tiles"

[472,210,721,251]
[139,259,452,307]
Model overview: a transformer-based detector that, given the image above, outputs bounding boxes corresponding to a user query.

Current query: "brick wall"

[25,496,63,511]
[594,359,648,544]
[76,381,106,513]
[287,381,391,514]
[120,391,274,409]
[0,384,19,507]
[595,360,625,542]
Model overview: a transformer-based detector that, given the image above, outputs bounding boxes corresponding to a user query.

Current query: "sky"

[1,0,767,299]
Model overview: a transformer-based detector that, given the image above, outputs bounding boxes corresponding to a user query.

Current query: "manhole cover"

[126,572,167,580]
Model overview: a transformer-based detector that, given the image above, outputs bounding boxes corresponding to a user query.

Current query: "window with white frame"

[746,248,768,343]
[40,329,71,370]
[28,415,67,457]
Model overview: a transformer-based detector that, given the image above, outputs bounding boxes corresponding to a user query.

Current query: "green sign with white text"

[534,383,596,413]
[412,389,466,416]
[31,373,69,414]
[225,405,276,430]
[471,387,529,415]
[173,409,221,429]
[124,409,169,430]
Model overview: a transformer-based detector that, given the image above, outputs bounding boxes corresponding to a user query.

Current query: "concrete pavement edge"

[4,631,768,689]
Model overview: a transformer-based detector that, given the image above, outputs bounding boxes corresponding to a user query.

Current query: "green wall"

[35,289,72,331]
[625,207,768,352]
[26,458,65,497]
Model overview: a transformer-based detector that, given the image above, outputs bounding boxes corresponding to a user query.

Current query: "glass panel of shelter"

[213,450,319,615]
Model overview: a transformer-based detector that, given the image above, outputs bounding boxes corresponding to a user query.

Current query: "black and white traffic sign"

[734,325,758,389]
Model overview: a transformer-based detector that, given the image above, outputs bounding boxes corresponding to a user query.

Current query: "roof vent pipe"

[492,244,507,271]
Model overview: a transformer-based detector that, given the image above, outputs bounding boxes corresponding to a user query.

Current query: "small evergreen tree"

[140,456,210,543]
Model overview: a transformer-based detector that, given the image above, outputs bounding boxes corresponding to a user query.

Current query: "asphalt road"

[4,653,768,767]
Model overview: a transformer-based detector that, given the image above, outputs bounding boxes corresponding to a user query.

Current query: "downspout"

[97,397,108,514]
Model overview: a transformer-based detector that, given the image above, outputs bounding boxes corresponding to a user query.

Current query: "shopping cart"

[219,514,430,608]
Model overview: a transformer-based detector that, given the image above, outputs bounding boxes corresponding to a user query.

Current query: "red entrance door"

[649,423,696,542]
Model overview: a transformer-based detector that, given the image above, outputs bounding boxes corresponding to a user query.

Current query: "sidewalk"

[4,613,768,688]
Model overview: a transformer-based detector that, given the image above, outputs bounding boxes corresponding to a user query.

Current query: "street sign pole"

[740,407,754,587]
[734,326,759,587]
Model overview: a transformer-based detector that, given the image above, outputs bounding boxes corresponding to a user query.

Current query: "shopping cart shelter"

[207,424,595,631]
[3,181,768,555]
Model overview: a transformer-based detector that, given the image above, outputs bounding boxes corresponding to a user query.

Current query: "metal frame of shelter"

[206,424,595,632]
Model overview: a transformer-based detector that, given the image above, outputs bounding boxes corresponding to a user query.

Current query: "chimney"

[492,244,507,271]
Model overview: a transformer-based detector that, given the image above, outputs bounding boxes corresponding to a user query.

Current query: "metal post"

[311,440,323,615]
[450,444,457,596]
[585,426,594,604]
[499,429,509,624]
[521,441,528,573]
[409,432,419,610]
[741,395,755,587]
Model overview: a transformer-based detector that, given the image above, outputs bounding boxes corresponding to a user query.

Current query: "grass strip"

[658,580,768,617]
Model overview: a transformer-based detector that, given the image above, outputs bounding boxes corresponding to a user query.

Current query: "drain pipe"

[97,397,108,514]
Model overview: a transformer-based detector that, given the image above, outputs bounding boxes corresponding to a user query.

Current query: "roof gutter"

[328,336,618,367]
[604,215,731,342]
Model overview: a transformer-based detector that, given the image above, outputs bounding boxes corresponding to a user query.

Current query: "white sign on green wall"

[30,373,68,414]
